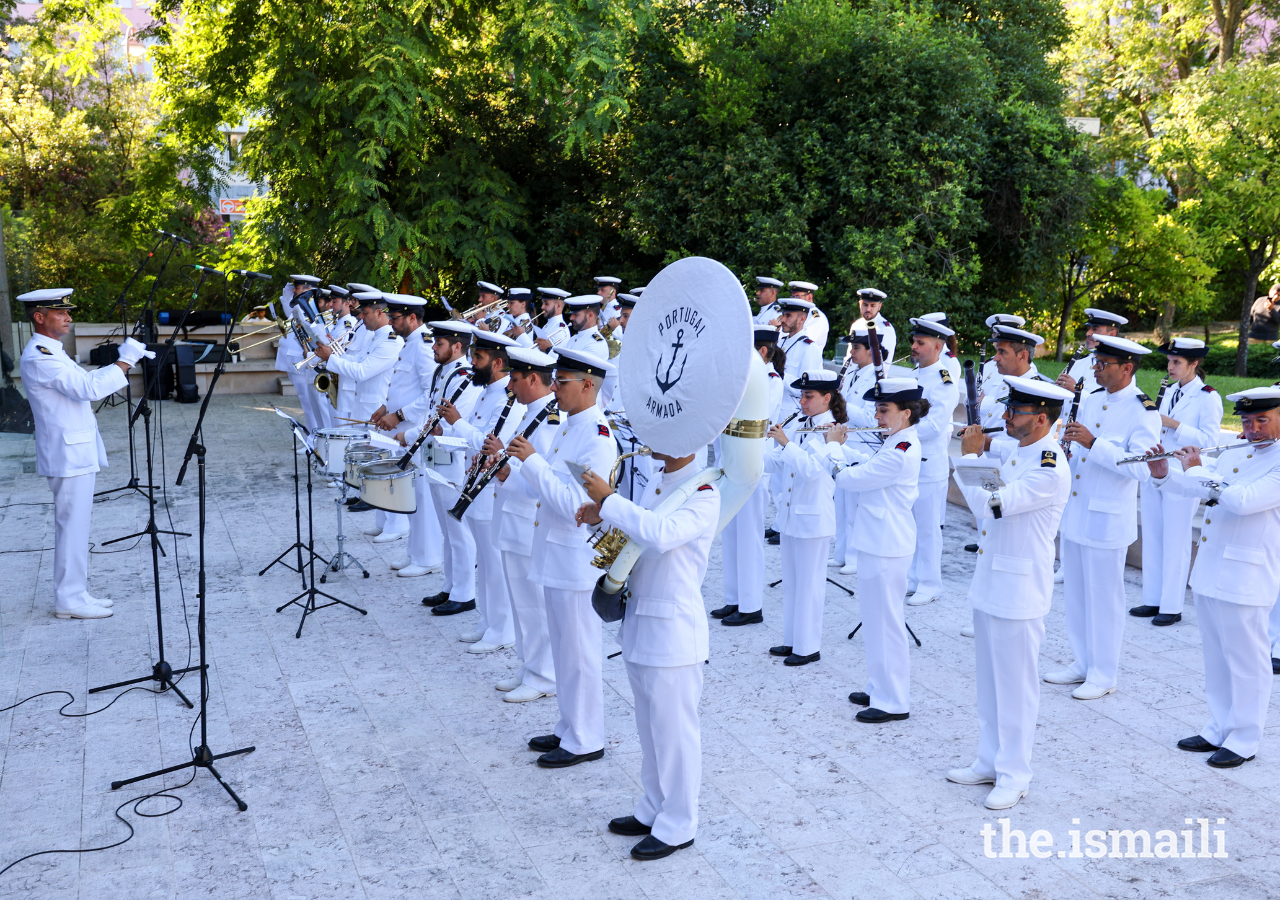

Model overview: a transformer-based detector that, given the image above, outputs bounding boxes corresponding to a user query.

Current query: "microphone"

[193,265,224,276]
[156,229,193,245]
[234,269,272,280]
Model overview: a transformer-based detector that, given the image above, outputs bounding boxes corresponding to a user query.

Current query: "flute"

[950,423,1006,434]
[1116,439,1275,465]
[794,424,888,434]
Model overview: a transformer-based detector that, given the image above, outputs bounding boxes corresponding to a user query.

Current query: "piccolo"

[950,423,1005,433]
[1116,439,1275,465]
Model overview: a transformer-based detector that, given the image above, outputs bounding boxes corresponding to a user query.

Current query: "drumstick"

[333,416,372,424]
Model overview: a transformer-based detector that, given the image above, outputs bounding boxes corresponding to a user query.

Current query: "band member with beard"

[533,287,571,351]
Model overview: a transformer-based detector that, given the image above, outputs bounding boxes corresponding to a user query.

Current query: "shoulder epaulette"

[506,389,515,400]
[940,369,953,384]
[422,332,430,342]
[388,332,397,339]
[1090,386,1105,394]
[1031,373,1049,382]
[894,441,911,452]
[768,371,781,379]
[36,345,53,356]
[597,423,610,437]
[592,333,603,341]
[546,411,560,424]
[1040,450,1058,468]
[800,337,813,344]
[1137,391,1157,411]
[1202,384,1216,392]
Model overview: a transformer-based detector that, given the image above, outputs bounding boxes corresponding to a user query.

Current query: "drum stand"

[321,480,369,583]
[259,428,326,583]
[276,434,367,637]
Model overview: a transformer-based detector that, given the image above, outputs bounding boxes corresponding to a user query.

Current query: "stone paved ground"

[0,394,1277,900]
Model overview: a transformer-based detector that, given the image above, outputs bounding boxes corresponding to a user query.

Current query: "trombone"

[456,296,507,322]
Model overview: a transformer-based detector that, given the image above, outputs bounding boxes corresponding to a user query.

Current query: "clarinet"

[1061,379,1085,458]
[1153,375,1172,416]
[449,402,559,520]
[866,322,886,383]
[963,360,980,426]
[396,374,473,470]
[456,390,519,499]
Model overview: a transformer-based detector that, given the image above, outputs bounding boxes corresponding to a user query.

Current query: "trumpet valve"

[589,527,629,570]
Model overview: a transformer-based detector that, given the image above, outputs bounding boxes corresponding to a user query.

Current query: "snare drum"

[316,427,369,476]
[344,445,391,489]
[358,461,417,513]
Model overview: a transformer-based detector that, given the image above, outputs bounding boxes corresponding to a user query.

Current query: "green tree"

[1155,60,1280,375]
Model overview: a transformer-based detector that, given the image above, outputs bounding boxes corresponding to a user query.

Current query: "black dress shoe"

[630,834,693,861]
[1129,605,1160,617]
[1207,747,1254,768]
[528,734,561,752]
[1152,613,1182,626]
[432,599,476,616]
[768,645,793,657]
[345,495,362,506]
[856,708,909,723]
[964,543,979,553]
[766,532,780,545]
[1177,735,1220,752]
[1273,657,1280,675]
[710,604,737,619]
[764,528,778,541]
[348,500,375,512]
[537,747,604,768]
[848,691,870,706]
[422,591,450,607]
[608,815,652,836]
[784,651,820,666]
[722,610,763,626]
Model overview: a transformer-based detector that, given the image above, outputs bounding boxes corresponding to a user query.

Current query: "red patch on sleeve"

[597,424,610,437]
[895,441,911,452]
[1202,384,1216,392]
[697,484,714,491]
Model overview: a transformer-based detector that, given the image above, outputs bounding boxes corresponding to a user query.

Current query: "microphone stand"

[95,233,183,498]
[90,269,215,706]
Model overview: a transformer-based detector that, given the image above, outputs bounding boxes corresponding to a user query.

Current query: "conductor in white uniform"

[577,443,719,861]
[947,376,1073,811]
[18,288,154,619]
[1148,386,1280,768]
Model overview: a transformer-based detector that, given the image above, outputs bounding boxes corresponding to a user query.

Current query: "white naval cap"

[988,324,1044,347]
[1092,334,1151,361]
[908,316,955,339]
[507,287,532,300]
[1084,308,1129,327]
[1158,336,1208,358]
[775,297,815,313]
[346,282,379,294]
[789,369,840,391]
[1002,375,1074,408]
[384,294,427,312]
[507,346,558,373]
[1228,386,1280,412]
[326,284,351,296]
[352,291,387,307]
[429,320,474,338]
[289,274,321,284]
[789,280,819,292]
[472,328,518,350]
[864,373,922,403]
[18,288,75,309]
[476,280,503,295]
[857,287,887,301]
[985,313,1026,328]
[564,294,605,309]
[554,345,615,378]
[755,276,784,288]
[630,286,647,295]
[593,275,622,285]
[537,286,571,299]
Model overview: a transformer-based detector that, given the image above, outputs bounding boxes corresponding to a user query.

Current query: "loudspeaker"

[142,343,172,401]
[173,343,200,403]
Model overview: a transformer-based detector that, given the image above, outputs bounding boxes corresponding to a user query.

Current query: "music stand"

[274,424,367,637]
[259,408,326,582]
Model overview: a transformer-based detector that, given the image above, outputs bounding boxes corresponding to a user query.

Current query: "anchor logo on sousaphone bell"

[654,328,688,394]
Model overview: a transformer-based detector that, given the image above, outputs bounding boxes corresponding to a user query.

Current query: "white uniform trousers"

[972,610,1044,791]
[1197,593,1273,759]
[858,550,913,713]
[834,489,847,566]
[313,394,334,432]
[780,535,831,656]
[291,371,324,431]
[407,472,442,567]
[544,587,604,755]
[837,489,859,569]
[1139,487,1198,615]
[468,515,514,646]
[336,391,358,424]
[626,660,703,846]
[1268,592,1280,658]
[49,473,96,611]
[909,480,947,596]
[429,482,476,602]
[502,549,556,693]
[721,481,765,615]
[375,510,410,536]
[1060,538,1127,689]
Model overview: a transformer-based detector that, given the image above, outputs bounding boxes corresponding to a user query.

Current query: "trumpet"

[1116,439,1275,465]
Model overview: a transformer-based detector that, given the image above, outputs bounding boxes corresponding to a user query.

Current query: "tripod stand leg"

[205,761,250,812]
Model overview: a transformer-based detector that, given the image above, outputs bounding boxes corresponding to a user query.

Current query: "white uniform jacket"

[754,302,780,326]
[914,359,960,484]
[831,425,922,558]
[20,334,128,477]
[522,406,619,590]
[763,411,837,538]
[404,358,478,478]
[802,307,830,349]
[534,313,570,348]
[1059,382,1161,550]
[1159,376,1224,456]
[958,435,1071,619]
[446,376,525,519]
[324,324,403,411]
[604,465,720,667]
[778,330,823,411]
[839,364,879,430]
[496,394,559,555]
[1154,441,1280,606]
[849,314,896,364]
[383,325,437,427]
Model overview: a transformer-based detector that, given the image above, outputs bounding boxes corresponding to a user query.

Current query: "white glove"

[117,337,156,367]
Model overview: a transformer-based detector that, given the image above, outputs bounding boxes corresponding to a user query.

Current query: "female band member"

[763,369,847,666]
[824,374,924,722]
